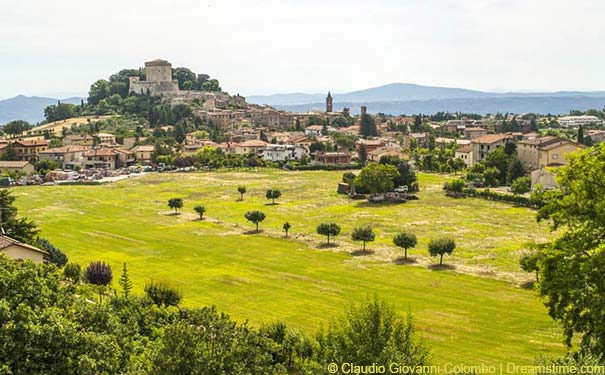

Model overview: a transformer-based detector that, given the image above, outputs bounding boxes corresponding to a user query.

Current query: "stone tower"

[145,59,173,82]
[326,91,333,113]
[360,105,367,116]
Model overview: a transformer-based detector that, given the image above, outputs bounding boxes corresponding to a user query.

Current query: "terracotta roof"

[39,145,90,154]
[83,149,117,157]
[13,139,49,147]
[456,145,473,153]
[239,140,268,147]
[0,161,32,168]
[64,134,93,140]
[518,136,560,146]
[472,134,511,144]
[0,236,48,255]
[133,145,155,152]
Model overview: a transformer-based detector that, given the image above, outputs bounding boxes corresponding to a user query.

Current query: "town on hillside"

[0,59,600,189]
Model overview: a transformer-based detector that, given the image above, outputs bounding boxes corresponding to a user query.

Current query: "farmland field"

[13,169,563,365]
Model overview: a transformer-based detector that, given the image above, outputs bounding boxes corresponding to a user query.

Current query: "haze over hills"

[2,83,605,125]
[248,83,605,114]
[0,95,84,125]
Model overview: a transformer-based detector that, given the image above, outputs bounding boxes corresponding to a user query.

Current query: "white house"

[262,144,308,162]
[304,125,337,137]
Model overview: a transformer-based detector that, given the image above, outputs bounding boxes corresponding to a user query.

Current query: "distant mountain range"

[248,83,605,115]
[3,83,605,124]
[0,95,84,125]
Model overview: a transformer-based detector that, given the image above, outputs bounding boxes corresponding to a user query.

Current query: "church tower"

[326,91,333,113]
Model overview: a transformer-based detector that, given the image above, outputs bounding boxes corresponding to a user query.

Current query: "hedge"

[285,164,362,171]
[458,187,543,208]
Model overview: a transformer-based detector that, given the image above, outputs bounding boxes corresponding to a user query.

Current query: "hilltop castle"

[128,59,180,96]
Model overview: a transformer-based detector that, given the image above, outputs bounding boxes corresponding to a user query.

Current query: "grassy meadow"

[13,169,564,365]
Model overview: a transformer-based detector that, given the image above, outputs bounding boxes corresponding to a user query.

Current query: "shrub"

[145,281,182,307]
[85,261,113,286]
[315,295,429,367]
[443,178,465,196]
[511,176,531,195]
[63,262,81,283]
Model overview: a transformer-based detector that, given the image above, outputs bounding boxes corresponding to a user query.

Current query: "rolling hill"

[0,95,84,125]
[248,83,605,114]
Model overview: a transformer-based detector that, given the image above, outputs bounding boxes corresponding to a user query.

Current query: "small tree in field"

[351,226,375,252]
[168,198,183,214]
[393,231,417,260]
[428,238,456,265]
[85,261,113,302]
[316,223,341,245]
[194,205,206,220]
[245,210,266,232]
[119,262,133,299]
[237,186,247,201]
[266,189,282,204]
[283,222,291,238]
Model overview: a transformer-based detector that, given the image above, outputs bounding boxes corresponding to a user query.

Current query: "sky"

[1,0,604,99]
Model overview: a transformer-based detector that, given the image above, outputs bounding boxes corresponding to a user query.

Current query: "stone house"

[311,151,351,165]
[63,134,94,146]
[38,145,90,170]
[470,134,512,165]
[454,145,474,168]
[132,145,155,165]
[517,137,585,170]
[82,149,118,169]
[12,139,49,162]
[0,161,35,175]
[95,132,116,144]
[0,236,47,263]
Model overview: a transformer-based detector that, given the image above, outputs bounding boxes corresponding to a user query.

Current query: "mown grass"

[13,169,563,365]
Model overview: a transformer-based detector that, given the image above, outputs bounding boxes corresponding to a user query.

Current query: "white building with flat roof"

[558,115,602,127]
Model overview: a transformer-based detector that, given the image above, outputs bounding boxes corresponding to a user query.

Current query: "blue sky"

[1,0,604,99]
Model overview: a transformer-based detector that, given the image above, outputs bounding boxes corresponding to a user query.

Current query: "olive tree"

[237,185,247,201]
[428,238,456,265]
[245,210,266,232]
[283,222,291,238]
[266,189,282,204]
[168,198,183,214]
[194,205,206,219]
[316,223,341,245]
[393,231,417,260]
[351,226,375,252]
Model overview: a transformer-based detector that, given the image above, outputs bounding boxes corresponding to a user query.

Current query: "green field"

[13,170,563,365]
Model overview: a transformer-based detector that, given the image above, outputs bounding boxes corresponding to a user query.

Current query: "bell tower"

[326,91,333,113]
